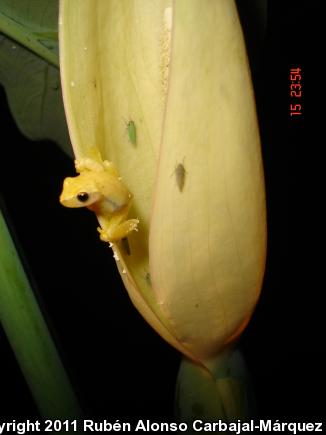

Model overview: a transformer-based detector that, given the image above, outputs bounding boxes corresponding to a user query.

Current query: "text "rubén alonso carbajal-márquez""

[0,419,323,434]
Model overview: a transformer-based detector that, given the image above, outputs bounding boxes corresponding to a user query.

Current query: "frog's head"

[59,174,102,208]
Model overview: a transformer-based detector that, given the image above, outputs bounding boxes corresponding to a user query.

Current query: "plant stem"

[0,206,81,419]
[175,348,256,430]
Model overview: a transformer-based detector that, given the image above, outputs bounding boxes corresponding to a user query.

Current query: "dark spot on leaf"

[121,237,131,255]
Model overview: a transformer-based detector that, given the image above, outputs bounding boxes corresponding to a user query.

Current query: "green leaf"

[0,0,58,66]
[0,0,72,156]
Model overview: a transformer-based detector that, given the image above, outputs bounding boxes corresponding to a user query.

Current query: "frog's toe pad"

[97,227,110,242]
[128,219,139,232]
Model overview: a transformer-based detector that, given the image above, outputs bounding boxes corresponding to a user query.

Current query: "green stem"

[0,207,81,419]
[175,348,256,430]
[0,12,58,67]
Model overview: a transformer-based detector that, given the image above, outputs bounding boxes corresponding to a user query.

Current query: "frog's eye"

[77,192,89,203]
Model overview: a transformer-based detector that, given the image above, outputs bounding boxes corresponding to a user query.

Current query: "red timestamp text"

[289,67,302,116]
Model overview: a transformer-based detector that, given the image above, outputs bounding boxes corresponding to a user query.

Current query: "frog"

[59,154,139,243]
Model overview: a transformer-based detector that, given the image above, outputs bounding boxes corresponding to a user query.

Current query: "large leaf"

[0,0,71,155]
[59,0,266,364]
[0,0,58,65]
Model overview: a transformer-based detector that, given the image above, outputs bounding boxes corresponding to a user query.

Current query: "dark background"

[0,0,324,423]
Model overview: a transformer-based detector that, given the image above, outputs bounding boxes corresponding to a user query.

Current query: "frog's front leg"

[97,205,139,243]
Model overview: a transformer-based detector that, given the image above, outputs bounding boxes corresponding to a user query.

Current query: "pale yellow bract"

[59,0,266,370]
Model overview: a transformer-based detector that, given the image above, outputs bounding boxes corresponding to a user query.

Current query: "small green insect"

[173,160,186,192]
[124,119,137,146]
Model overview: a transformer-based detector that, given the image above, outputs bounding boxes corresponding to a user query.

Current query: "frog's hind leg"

[99,218,139,243]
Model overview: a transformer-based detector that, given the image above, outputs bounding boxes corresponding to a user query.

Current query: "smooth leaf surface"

[59,0,197,361]
[0,35,71,154]
[150,0,266,360]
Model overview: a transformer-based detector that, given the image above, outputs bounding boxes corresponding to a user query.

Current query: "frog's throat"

[88,198,125,214]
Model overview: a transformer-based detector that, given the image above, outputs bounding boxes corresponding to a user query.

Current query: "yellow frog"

[59,154,139,243]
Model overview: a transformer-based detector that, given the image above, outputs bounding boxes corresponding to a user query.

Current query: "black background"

[0,0,324,424]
